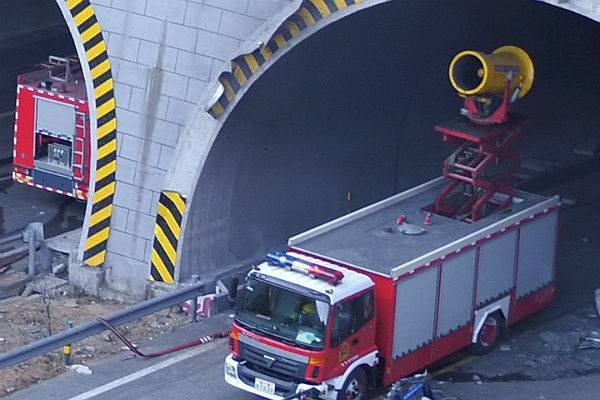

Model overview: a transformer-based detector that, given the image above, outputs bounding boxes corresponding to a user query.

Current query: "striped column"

[150,192,187,284]
[64,0,118,267]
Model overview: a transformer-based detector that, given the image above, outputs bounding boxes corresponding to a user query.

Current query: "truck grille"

[238,365,298,397]
[239,342,307,380]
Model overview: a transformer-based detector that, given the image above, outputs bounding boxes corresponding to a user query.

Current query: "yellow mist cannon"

[448,45,535,124]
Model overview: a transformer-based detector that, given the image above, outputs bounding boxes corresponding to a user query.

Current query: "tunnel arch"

[165,0,600,283]
[54,0,118,267]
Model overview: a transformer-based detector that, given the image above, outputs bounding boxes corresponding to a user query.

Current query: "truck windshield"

[235,277,330,351]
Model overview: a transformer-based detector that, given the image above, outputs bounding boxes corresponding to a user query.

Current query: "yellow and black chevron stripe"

[150,192,187,284]
[65,0,118,267]
[209,0,364,118]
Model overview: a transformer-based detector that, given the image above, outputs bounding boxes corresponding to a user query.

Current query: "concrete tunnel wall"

[176,0,600,282]
[45,0,597,295]
[85,0,295,293]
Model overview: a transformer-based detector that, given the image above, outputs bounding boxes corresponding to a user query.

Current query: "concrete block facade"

[82,0,598,295]
[88,0,293,293]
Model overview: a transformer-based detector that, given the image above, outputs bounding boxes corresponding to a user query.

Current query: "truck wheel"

[469,312,503,355]
[337,368,368,400]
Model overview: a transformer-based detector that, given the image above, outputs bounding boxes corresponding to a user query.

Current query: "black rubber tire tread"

[337,367,369,400]
[468,311,505,355]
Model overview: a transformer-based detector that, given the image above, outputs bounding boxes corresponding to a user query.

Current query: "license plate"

[254,377,276,395]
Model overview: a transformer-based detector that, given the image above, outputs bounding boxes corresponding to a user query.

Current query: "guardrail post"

[24,223,44,277]
[63,321,73,366]
[189,274,199,323]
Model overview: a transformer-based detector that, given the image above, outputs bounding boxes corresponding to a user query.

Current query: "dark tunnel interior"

[0,0,75,161]
[181,0,600,279]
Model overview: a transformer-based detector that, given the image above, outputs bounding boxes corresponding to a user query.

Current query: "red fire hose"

[97,318,230,358]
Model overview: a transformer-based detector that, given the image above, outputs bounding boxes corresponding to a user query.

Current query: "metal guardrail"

[0,223,44,276]
[0,281,209,370]
[0,231,23,247]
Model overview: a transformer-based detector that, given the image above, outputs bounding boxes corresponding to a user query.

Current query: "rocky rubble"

[0,291,189,397]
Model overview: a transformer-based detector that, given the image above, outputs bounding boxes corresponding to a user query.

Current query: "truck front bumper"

[224,354,328,399]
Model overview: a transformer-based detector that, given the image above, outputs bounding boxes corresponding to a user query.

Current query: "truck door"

[327,290,376,378]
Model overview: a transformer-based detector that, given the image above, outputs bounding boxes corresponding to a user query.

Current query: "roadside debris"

[578,331,600,350]
[67,364,92,375]
[183,294,214,319]
[0,292,189,395]
[52,263,66,275]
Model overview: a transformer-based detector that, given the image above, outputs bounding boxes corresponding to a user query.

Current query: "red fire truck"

[224,46,559,399]
[225,180,559,399]
[13,56,90,200]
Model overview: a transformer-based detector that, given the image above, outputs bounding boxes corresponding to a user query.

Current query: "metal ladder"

[72,111,87,182]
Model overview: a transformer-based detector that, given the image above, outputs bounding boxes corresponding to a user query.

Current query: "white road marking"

[65,339,225,400]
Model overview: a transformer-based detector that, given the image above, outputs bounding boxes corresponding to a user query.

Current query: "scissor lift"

[431,114,527,223]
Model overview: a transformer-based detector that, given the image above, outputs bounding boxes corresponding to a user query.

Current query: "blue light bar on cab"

[266,252,344,285]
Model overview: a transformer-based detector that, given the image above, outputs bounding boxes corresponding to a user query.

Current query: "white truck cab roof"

[249,252,374,304]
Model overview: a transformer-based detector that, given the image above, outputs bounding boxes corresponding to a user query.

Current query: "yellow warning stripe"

[243,54,260,74]
[151,250,174,284]
[94,78,114,99]
[310,0,332,17]
[90,204,112,226]
[157,203,182,238]
[91,59,111,80]
[97,138,116,159]
[286,21,301,37]
[155,225,177,266]
[85,226,110,251]
[73,5,94,26]
[85,250,106,268]
[86,40,107,64]
[211,102,224,117]
[298,7,317,26]
[96,160,116,181]
[93,181,116,203]
[96,98,116,119]
[232,66,248,87]
[67,0,84,9]
[222,79,236,103]
[334,0,350,9]
[81,22,102,43]
[260,46,273,61]
[97,117,117,139]
[273,34,287,49]
[164,192,186,215]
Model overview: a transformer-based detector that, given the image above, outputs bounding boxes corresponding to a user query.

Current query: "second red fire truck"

[13,56,91,200]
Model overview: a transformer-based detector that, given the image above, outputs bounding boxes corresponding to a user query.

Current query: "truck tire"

[469,312,504,355]
[337,368,368,400]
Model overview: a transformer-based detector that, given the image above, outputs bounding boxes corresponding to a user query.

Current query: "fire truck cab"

[225,179,560,400]
[13,56,90,200]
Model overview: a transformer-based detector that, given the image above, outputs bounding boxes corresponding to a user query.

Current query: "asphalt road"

[5,311,600,400]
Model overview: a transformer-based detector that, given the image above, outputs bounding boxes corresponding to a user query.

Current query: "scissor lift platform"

[432,115,528,222]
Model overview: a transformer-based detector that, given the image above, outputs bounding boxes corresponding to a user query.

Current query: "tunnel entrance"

[0,1,86,241]
[180,0,600,282]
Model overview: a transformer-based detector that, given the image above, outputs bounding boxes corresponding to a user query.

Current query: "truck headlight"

[224,363,237,378]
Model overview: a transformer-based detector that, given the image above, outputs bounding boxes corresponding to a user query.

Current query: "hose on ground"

[97,317,230,358]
